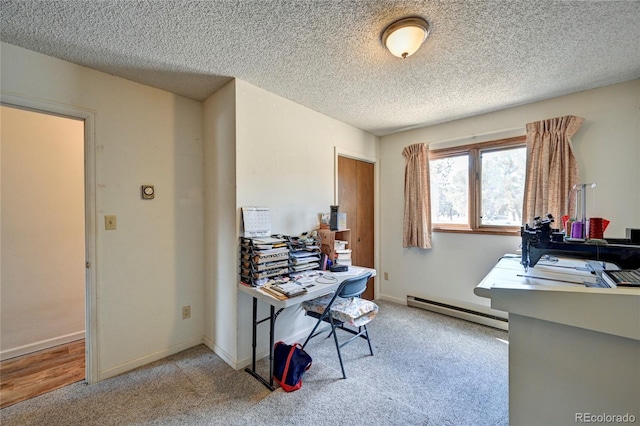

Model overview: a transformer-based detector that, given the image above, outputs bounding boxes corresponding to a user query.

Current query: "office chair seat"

[301,272,377,379]
[302,294,378,327]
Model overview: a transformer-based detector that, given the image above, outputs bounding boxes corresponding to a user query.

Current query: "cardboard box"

[337,213,347,230]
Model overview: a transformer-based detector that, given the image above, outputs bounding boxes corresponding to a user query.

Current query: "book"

[335,249,352,260]
[271,282,307,297]
[334,240,348,250]
[601,269,640,288]
[260,286,289,301]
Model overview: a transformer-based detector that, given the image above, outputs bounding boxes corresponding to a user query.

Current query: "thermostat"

[141,185,155,199]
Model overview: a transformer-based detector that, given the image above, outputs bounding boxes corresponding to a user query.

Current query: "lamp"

[382,17,430,59]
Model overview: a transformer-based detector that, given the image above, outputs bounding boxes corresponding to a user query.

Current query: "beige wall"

[1,41,378,377]
[1,42,205,380]
[1,106,85,360]
[233,79,379,367]
[5,39,636,379]
[379,79,640,316]
[203,78,380,369]
[202,79,237,365]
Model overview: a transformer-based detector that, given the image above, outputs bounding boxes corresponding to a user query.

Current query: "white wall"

[1,106,85,360]
[1,42,205,380]
[233,80,379,367]
[203,79,237,365]
[5,39,636,379]
[379,79,640,317]
[1,42,377,378]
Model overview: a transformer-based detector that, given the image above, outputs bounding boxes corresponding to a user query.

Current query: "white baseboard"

[232,327,315,371]
[377,294,407,305]
[407,295,509,331]
[205,337,242,370]
[0,331,85,361]
[97,336,204,381]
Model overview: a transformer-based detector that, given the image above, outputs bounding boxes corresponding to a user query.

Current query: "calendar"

[242,207,272,237]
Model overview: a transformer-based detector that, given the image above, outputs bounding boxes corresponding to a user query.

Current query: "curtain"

[522,115,584,226]
[402,143,432,249]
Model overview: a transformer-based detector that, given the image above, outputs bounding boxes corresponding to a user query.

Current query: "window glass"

[480,147,526,226]
[428,136,526,235]
[430,155,469,225]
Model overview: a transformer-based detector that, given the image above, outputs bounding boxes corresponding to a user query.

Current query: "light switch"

[105,215,117,230]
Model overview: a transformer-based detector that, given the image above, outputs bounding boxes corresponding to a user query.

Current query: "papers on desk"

[292,263,319,272]
[259,286,289,301]
[242,237,288,250]
[290,270,321,284]
[252,237,285,245]
[290,251,320,271]
[291,253,319,263]
[290,251,318,259]
[271,282,307,297]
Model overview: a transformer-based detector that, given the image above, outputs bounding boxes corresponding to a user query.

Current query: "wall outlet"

[384,272,389,281]
[182,305,191,319]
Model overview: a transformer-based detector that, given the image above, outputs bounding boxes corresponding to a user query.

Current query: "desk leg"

[251,297,257,372]
[244,297,275,391]
[269,305,275,387]
[244,297,283,391]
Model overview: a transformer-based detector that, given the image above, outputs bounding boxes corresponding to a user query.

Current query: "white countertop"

[238,266,376,309]
[475,254,640,340]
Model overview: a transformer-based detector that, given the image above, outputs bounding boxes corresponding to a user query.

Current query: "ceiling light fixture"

[382,17,430,59]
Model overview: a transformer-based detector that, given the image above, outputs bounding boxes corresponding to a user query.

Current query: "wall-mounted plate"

[141,185,154,199]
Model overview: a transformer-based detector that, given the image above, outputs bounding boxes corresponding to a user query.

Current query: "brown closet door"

[338,156,375,300]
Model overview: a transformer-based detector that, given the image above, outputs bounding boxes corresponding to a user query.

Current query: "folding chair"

[301,272,378,378]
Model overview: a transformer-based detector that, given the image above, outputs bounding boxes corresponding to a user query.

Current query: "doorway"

[337,155,375,300]
[0,105,88,406]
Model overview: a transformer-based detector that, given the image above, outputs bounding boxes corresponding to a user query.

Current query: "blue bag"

[273,341,312,392]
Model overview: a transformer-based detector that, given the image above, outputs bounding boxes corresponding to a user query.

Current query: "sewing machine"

[521,214,640,270]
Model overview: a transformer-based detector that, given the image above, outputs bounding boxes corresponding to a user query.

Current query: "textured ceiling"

[1,1,639,136]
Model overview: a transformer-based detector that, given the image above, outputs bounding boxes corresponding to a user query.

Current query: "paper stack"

[334,248,352,266]
[240,236,290,286]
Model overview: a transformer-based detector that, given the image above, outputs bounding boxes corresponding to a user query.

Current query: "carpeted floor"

[0,300,509,425]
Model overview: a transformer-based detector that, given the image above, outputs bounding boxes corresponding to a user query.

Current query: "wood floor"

[0,340,85,409]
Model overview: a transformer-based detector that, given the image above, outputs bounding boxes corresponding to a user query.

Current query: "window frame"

[429,136,526,236]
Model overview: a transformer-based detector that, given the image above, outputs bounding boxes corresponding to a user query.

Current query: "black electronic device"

[521,214,640,271]
[330,205,339,231]
[330,264,348,272]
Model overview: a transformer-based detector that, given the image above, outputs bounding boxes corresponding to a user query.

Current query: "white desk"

[476,255,640,425]
[238,266,376,390]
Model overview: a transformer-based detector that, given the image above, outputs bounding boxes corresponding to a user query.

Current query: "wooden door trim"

[2,93,98,384]
[334,146,378,299]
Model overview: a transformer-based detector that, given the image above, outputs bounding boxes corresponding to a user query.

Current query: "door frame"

[333,146,379,298]
[1,93,98,384]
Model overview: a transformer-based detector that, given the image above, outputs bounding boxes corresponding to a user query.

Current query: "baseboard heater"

[407,296,508,331]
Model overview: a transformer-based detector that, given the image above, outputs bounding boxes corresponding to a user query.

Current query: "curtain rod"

[428,126,525,150]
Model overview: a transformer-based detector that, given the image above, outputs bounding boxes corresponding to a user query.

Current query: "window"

[429,136,526,235]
